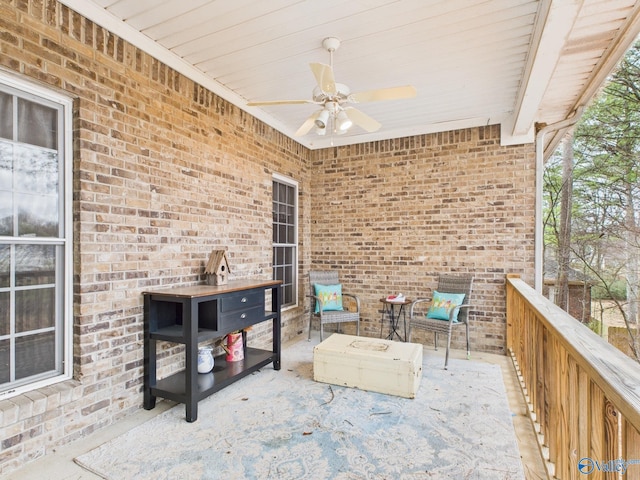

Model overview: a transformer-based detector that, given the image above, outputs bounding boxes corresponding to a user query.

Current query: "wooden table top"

[143,279,281,298]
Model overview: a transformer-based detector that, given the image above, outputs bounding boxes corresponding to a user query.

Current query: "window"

[272,174,298,308]
[0,72,72,398]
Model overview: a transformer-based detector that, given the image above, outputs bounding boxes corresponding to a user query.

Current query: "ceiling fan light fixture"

[315,108,330,129]
[336,110,353,131]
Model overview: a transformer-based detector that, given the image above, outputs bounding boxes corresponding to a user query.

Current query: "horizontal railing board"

[507,276,640,433]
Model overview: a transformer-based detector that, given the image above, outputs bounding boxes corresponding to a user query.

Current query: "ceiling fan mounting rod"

[322,37,340,67]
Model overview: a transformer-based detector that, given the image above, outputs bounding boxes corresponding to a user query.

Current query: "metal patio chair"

[408,275,474,368]
[308,270,360,341]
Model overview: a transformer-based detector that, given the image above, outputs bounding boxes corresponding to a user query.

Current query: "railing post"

[506,273,520,354]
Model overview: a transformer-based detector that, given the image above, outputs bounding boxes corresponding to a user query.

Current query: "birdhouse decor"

[204,250,231,286]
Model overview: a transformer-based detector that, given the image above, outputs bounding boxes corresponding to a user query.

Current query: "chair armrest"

[447,303,473,322]
[342,293,360,312]
[306,294,325,314]
[410,298,432,318]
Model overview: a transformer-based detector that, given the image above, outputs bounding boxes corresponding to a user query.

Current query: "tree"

[544,40,640,361]
[556,132,574,311]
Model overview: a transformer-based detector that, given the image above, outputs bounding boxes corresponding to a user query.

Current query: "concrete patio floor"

[3,340,548,480]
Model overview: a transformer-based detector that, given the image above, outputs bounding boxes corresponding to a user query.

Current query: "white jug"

[197,346,214,373]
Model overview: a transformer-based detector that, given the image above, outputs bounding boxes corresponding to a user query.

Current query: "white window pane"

[0,245,8,288]
[284,284,293,305]
[14,145,58,195]
[0,92,12,140]
[16,288,55,332]
[16,193,58,237]
[0,291,8,335]
[17,98,57,150]
[15,332,55,379]
[0,140,11,189]
[0,190,12,236]
[15,244,55,286]
[0,339,8,383]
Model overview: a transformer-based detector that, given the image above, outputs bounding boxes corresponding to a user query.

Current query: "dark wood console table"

[143,279,282,422]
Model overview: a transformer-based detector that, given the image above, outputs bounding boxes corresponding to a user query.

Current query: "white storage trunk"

[313,334,423,398]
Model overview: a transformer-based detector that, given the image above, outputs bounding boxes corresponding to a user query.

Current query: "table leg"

[392,305,398,340]
[402,305,407,341]
[386,304,397,340]
[397,305,406,342]
[389,304,406,342]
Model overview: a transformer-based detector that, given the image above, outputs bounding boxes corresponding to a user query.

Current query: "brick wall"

[0,0,309,474]
[0,0,536,475]
[308,129,536,353]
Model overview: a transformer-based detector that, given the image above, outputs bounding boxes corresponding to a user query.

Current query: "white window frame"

[272,173,298,309]
[0,70,73,399]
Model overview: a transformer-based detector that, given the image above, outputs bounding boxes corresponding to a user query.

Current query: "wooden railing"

[506,275,640,479]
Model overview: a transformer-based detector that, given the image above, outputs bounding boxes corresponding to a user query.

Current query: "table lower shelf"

[148,347,278,404]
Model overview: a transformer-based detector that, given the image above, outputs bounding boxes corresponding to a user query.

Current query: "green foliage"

[587,318,606,336]
[591,280,627,301]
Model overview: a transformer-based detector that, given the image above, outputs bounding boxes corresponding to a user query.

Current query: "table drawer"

[220,291,263,312]
[220,306,264,332]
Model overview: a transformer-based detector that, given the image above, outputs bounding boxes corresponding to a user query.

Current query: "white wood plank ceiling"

[59,0,640,151]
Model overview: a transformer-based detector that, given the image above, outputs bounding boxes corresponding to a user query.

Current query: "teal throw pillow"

[314,283,343,313]
[426,291,466,321]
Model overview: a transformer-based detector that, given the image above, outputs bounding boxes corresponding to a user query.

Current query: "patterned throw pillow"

[426,291,466,321]
[313,284,343,313]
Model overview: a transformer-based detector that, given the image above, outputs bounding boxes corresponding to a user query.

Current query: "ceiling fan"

[247,37,417,137]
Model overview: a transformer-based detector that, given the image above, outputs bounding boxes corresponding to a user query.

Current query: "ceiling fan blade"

[295,111,321,136]
[349,85,417,103]
[344,107,381,133]
[310,62,337,95]
[247,99,314,106]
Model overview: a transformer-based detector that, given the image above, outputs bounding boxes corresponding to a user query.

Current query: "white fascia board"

[510,0,583,138]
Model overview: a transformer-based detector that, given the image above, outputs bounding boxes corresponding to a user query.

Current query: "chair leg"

[320,322,324,341]
[356,320,360,336]
[466,322,471,359]
[308,314,313,341]
[407,325,412,342]
[444,331,453,369]
[402,314,407,342]
[434,332,438,351]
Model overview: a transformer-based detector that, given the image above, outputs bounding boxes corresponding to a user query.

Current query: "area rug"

[75,337,524,479]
